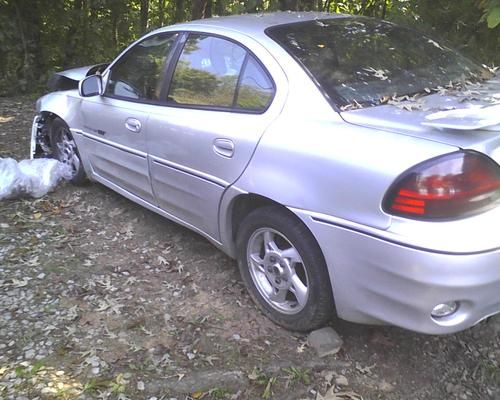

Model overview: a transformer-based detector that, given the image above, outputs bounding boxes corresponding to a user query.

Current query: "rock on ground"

[308,327,343,358]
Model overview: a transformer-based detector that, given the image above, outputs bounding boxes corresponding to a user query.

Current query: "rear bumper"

[294,210,500,334]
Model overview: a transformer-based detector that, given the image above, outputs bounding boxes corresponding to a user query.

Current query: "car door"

[147,32,285,241]
[79,32,179,204]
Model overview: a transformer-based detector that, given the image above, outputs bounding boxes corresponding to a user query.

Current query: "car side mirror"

[79,75,103,97]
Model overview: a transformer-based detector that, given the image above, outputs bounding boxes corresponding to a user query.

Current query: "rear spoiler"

[422,104,500,131]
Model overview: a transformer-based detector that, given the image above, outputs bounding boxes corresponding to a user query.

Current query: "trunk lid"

[340,75,500,164]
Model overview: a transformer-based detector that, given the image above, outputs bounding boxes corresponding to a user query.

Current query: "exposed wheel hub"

[263,252,291,290]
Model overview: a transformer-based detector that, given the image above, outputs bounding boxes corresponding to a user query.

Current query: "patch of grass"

[53,342,74,357]
[480,359,500,383]
[82,377,111,394]
[283,366,311,386]
[262,376,277,400]
[248,367,269,385]
[31,360,45,375]
[14,360,46,378]
[209,387,231,399]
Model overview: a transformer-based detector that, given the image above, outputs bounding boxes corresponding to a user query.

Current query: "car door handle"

[213,138,234,158]
[125,118,142,133]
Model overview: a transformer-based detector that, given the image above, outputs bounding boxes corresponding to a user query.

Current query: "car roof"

[155,11,349,36]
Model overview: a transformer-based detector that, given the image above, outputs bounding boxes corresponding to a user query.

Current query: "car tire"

[50,117,87,185]
[236,206,334,331]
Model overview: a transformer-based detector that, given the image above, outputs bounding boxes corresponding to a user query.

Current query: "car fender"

[32,92,93,176]
[36,91,83,126]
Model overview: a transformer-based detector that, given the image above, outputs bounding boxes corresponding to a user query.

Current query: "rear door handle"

[125,118,142,133]
[213,138,234,158]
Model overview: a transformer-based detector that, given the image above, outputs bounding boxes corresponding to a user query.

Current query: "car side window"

[106,33,178,101]
[168,34,247,108]
[235,56,274,111]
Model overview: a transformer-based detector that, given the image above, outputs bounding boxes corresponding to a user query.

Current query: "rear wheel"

[236,206,334,331]
[50,118,86,185]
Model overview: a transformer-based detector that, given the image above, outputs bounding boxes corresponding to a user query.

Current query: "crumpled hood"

[340,74,500,164]
[56,65,97,81]
[56,63,109,81]
[47,63,109,92]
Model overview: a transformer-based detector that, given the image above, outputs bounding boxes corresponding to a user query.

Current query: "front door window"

[106,33,178,101]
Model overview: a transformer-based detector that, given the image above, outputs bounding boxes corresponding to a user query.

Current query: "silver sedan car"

[31,12,500,334]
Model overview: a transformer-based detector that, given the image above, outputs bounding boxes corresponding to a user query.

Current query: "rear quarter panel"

[234,107,458,231]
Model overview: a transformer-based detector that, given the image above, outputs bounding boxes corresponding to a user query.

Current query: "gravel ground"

[0,96,499,400]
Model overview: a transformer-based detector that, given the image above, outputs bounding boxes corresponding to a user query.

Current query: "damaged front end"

[30,114,52,159]
[47,63,109,92]
[31,63,109,160]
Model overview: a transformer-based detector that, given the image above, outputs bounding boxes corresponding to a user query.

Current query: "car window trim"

[232,52,250,108]
[164,31,277,115]
[160,32,189,103]
[103,32,182,105]
[160,31,187,104]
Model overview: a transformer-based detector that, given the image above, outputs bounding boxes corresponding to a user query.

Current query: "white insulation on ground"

[0,158,73,200]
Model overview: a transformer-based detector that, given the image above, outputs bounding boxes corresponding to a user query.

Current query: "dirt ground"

[0,96,499,400]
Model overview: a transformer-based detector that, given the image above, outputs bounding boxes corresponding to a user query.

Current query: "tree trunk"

[381,0,388,19]
[361,0,368,14]
[13,2,29,77]
[12,0,44,90]
[191,0,212,20]
[245,0,264,13]
[215,0,225,15]
[300,0,316,11]
[111,12,119,49]
[140,0,150,33]
[278,0,298,11]
[158,0,167,26]
[175,0,185,22]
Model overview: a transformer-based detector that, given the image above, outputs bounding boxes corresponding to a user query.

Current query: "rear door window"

[168,34,246,107]
[168,34,275,112]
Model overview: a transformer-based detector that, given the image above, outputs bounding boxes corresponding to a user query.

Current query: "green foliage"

[386,0,500,66]
[483,0,500,27]
[488,7,500,27]
[0,0,498,97]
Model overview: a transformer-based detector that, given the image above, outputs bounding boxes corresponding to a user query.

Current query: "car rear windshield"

[266,17,491,108]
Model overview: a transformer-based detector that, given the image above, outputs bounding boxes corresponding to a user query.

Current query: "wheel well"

[40,111,60,125]
[231,194,283,242]
[229,194,316,248]
[33,112,60,158]
[228,193,337,320]
[228,193,328,268]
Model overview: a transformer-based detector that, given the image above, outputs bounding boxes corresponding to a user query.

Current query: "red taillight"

[383,151,500,220]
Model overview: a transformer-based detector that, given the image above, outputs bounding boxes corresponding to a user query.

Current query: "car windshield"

[266,17,492,107]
